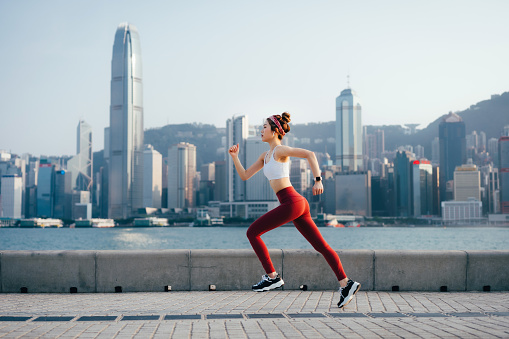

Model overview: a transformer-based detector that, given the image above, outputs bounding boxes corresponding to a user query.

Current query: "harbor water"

[1,226,508,251]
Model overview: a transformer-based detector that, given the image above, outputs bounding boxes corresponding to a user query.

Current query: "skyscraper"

[411,160,433,216]
[439,112,466,202]
[431,137,440,165]
[143,145,162,209]
[37,162,54,217]
[335,88,362,171]
[394,151,414,217]
[108,23,144,218]
[226,115,248,202]
[53,170,72,220]
[454,163,480,202]
[168,143,196,209]
[67,120,93,195]
[290,158,310,197]
[499,136,509,213]
[1,175,22,218]
[245,137,276,201]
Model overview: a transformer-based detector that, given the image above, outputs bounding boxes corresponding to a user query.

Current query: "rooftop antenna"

[347,74,351,89]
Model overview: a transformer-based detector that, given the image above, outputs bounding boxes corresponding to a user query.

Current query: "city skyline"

[1,1,508,157]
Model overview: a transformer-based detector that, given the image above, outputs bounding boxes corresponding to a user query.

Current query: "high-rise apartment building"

[466,131,478,149]
[479,131,486,152]
[168,143,196,209]
[488,137,499,165]
[290,158,310,197]
[415,145,425,160]
[335,88,362,171]
[226,115,248,202]
[439,112,466,202]
[499,136,509,213]
[143,145,162,209]
[67,120,93,195]
[108,23,144,218]
[1,175,22,218]
[454,163,480,202]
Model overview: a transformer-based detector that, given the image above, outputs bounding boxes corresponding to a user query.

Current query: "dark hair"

[267,112,291,140]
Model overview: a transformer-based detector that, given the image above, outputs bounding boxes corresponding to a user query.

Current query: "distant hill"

[144,123,225,168]
[385,92,509,158]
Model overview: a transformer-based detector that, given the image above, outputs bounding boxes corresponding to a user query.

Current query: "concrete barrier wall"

[1,250,508,293]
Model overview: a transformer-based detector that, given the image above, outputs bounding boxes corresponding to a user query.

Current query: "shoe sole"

[338,282,361,308]
[252,280,284,292]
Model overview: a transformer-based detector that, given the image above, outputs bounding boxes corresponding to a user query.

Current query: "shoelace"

[255,275,270,286]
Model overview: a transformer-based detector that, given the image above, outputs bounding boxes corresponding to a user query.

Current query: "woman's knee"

[246,224,260,240]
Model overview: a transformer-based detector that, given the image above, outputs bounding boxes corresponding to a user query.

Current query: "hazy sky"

[1,0,508,156]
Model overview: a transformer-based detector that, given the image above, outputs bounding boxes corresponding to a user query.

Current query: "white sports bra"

[263,145,290,180]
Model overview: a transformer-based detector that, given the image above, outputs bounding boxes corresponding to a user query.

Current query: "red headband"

[268,115,285,136]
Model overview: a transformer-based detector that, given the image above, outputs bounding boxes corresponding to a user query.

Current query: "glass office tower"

[108,23,144,219]
[335,88,363,172]
[439,112,466,203]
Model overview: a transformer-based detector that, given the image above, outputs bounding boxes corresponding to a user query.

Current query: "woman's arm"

[228,143,265,181]
[274,145,324,195]
[275,145,321,178]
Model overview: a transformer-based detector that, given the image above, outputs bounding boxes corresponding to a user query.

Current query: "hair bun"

[281,112,291,124]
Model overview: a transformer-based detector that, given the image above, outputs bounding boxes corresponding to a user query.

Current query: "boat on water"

[75,219,116,228]
[20,218,63,228]
[133,217,169,227]
[193,208,224,226]
[326,219,344,227]
[346,221,361,227]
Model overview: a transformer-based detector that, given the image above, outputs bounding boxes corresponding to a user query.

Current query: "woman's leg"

[292,206,347,282]
[247,203,299,274]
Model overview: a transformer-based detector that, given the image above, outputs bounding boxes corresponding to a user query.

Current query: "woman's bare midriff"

[270,177,293,194]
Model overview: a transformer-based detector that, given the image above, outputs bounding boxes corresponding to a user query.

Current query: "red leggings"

[246,186,347,282]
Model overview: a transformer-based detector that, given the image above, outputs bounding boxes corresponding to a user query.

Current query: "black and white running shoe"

[337,279,361,308]
[252,274,284,292]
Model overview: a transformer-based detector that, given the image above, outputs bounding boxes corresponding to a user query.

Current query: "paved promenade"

[0,291,508,338]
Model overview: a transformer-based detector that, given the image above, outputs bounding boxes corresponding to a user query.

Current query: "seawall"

[1,250,508,293]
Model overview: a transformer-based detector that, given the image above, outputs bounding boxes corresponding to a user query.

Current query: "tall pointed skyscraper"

[335,87,363,171]
[108,23,144,218]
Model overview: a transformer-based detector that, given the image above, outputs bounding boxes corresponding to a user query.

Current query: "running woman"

[228,112,360,308]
